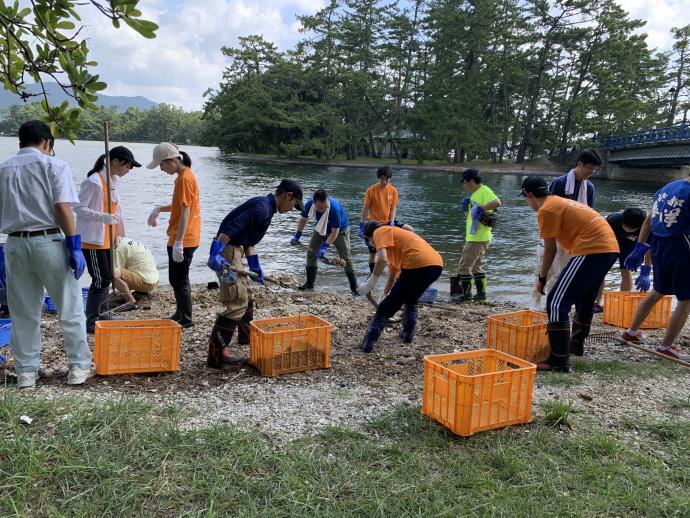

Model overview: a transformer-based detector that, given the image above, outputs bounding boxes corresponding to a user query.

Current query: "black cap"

[109,146,141,167]
[520,176,549,196]
[461,168,481,182]
[276,179,304,211]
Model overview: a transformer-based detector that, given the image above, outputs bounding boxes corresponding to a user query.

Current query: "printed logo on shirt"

[652,192,685,229]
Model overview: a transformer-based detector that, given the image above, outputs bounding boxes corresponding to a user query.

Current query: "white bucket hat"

[147,142,180,169]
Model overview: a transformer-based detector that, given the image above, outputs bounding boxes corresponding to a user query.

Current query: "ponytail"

[179,151,192,168]
[87,154,106,177]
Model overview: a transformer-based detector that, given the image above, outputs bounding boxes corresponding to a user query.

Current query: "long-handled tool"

[226,266,297,289]
[626,340,690,369]
[293,242,347,268]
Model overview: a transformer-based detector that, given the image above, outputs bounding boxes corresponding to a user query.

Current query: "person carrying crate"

[0,120,92,389]
[621,175,690,361]
[521,176,619,372]
[358,222,443,352]
[206,180,304,368]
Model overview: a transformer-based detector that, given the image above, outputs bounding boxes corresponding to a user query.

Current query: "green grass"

[571,358,680,379]
[541,399,575,428]
[1,394,689,516]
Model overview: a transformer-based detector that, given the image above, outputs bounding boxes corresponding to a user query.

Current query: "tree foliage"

[204,0,684,163]
[0,0,158,137]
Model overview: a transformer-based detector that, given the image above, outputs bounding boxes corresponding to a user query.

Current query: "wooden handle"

[627,342,690,369]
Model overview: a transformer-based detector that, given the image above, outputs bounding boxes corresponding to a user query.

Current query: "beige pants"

[219,244,250,320]
[458,241,490,276]
[119,269,158,293]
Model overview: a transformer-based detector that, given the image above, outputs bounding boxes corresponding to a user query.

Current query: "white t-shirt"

[114,239,159,285]
[0,147,79,233]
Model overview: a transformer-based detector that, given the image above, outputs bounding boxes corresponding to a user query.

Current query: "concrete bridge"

[597,124,690,183]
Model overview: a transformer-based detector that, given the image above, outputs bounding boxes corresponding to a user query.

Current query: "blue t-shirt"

[217,194,277,247]
[301,198,349,233]
[549,174,595,207]
[651,180,690,238]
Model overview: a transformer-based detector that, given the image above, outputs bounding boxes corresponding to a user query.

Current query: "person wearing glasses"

[0,120,91,389]
[521,176,619,372]
[453,168,501,303]
[75,146,141,333]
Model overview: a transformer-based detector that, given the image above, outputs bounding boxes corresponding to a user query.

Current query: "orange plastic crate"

[603,291,672,329]
[486,310,549,362]
[94,319,182,375]
[422,349,535,436]
[250,315,332,377]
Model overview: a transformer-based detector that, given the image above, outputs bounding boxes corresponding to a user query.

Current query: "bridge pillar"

[600,149,690,184]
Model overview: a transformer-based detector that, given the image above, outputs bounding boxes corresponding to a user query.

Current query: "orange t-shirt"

[538,196,619,256]
[167,167,201,247]
[371,226,443,275]
[82,174,118,250]
[364,183,399,224]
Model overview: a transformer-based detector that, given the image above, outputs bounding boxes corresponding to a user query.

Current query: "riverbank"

[223,153,567,177]
[2,285,688,440]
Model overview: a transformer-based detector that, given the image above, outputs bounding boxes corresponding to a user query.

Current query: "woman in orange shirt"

[147,143,201,328]
[358,221,443,353]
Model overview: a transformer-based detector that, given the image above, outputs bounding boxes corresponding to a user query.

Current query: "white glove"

[97,212,120,225]
[360,275,380,296]
[148,207,162,227]
[172,240,184,262]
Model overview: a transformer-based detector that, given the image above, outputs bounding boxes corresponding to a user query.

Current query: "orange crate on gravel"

[486,310,549,362]
[422,349,536,436]
[603,291,672,329]
[250,315,332,377]
[94,320,181,375]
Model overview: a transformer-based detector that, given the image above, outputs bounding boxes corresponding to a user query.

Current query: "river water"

[0,137,661,306]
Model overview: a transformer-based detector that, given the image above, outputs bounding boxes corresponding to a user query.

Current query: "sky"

[82,0,690,111]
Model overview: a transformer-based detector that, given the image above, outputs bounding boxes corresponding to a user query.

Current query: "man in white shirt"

[0,120,92,389]
[113,238,159,304]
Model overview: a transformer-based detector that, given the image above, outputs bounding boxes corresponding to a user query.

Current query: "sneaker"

[621,331,645,344]
[16,372,37,389]
[67,366,92,385]
[656,346,690,362]
[592,303,604,314]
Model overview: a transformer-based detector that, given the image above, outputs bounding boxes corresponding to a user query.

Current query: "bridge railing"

[600,124,690,149]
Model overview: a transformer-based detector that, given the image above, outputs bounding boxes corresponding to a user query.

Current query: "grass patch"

[667,396,690,411]
[1,394,689,516]
[571,358,680,379]
[541,399,575,427]
[538,371,583,387]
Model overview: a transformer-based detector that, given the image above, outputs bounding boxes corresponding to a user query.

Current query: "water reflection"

[0,137,661,306]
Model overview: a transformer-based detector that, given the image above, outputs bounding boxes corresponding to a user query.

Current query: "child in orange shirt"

[147,143,201,328]
[359,222,443,353]
[522,176,619,372]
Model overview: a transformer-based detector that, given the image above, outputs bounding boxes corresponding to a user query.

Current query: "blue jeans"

[4,234,91,374]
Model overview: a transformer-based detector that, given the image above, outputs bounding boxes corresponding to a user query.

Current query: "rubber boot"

[451,275,473,303]
[345,270,359,296]
[399,303,419,344]
[237,299,254,345]
[207,315,246,368]
[175,285,194,328]
[570,314,592,357]
[360,314,388,353]
[85,286,109,334]
[450,275,460,297]
[368,262,375,274]
[298,266,317,290]
[537,321,571,372]
[473,273,487,301]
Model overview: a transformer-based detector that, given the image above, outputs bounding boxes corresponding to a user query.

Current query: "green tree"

[666,25,690,125]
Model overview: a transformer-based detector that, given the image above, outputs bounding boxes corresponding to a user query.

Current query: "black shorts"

[652,234,690,300]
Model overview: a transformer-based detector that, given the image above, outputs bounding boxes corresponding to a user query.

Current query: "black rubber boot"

[298,266,317,290]
[345,271,359,296]
[368,262,375,274]
[473,273,487,301]
[360,314,388,353]
[570,314,592,357]
[538,321,571,372]
[174,285,194,328]
[451,275,473,303]
[237,299,254,345]
[450,275,460,297]
[85,286,109,334]
[399,303,419,344]
[207,315,245,368]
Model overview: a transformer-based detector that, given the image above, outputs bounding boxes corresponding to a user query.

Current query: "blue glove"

[316,242,330,259]
[471,204,485,221]
[358,222,364,239]
[290,231,302,245]
[623,242,651,272]
[65,235,86,280]
[388,220,395,226]
[635,265,651,292]
[460,196,470,212]
[207,239,229,273]
[246,254,264,284]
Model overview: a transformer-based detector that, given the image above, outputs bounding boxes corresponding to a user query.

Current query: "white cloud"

[81,0,325,110]
[616,0,690,51]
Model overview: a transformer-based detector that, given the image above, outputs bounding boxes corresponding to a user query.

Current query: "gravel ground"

[2,284,689,440]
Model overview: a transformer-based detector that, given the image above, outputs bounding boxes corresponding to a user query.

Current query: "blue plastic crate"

[0,318,11,347]
[43,295,57,313]
[419,287,438,304]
